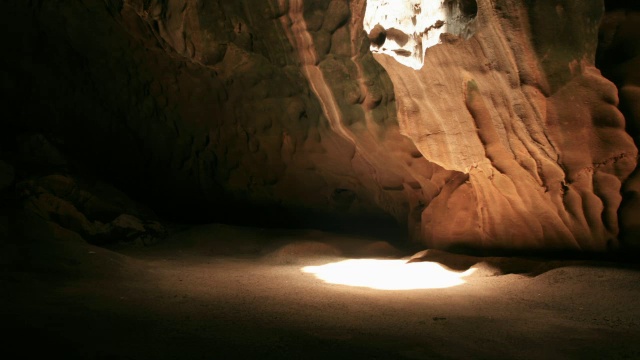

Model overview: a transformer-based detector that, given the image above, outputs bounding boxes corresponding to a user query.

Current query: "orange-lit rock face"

[3,0,637,251]
[368,0,637,251]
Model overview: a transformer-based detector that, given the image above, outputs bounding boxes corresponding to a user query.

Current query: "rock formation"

[598,1,640,249]
[371,0,637,251]
[1,0,638,252]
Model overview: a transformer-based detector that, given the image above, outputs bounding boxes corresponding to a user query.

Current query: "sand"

[2,224,640,359]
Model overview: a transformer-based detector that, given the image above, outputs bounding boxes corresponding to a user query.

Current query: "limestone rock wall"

[598,3,640,249]
[1,0,638,251]
[2,0,455,240]
[372,0,637,251]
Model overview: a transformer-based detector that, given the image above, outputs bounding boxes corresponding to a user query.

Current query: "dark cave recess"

[605,0,640,11]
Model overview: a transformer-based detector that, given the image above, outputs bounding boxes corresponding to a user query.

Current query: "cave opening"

[364,0,478,69]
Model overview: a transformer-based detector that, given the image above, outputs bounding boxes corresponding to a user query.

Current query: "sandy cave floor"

[2,224,640,359]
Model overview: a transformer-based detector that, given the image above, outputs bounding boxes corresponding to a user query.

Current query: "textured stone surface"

[3,0,450,240]
[372,0,636,251]
[598,4,640,249]
[1,0,638,252]
[18,173,165,245]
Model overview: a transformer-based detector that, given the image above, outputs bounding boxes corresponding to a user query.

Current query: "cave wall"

[371,0,637,251]
[1,0,638,252]
[598,3,640,249]
[3,0,451,239]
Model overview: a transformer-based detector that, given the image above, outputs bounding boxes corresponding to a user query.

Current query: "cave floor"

[2,224,640,359]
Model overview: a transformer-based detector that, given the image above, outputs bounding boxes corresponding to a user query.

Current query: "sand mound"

[262,241,343,265]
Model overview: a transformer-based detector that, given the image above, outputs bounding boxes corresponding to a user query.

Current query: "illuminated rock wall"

[368,0,638,250]
[2,0,638,251]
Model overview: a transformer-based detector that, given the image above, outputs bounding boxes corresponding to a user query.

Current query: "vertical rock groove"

[282,0,359,146]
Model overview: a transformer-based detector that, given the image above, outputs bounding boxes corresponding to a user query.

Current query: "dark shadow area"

[445,0,478,18]
[605,0,640,11]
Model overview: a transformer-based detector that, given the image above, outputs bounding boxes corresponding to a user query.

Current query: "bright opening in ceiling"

[302,259,476,290]
[364,0,478,69]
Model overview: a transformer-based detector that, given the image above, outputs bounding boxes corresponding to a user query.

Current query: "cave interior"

[1,0,640,358]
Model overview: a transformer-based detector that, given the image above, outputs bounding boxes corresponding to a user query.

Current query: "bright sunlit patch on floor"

[302,259,475,290]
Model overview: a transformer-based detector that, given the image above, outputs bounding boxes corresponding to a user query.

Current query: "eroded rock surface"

[1,0,638,252]
[371,0,636,251]
[598,3,640,249]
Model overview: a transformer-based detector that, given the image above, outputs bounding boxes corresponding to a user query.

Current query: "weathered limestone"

[2,0,638,252]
